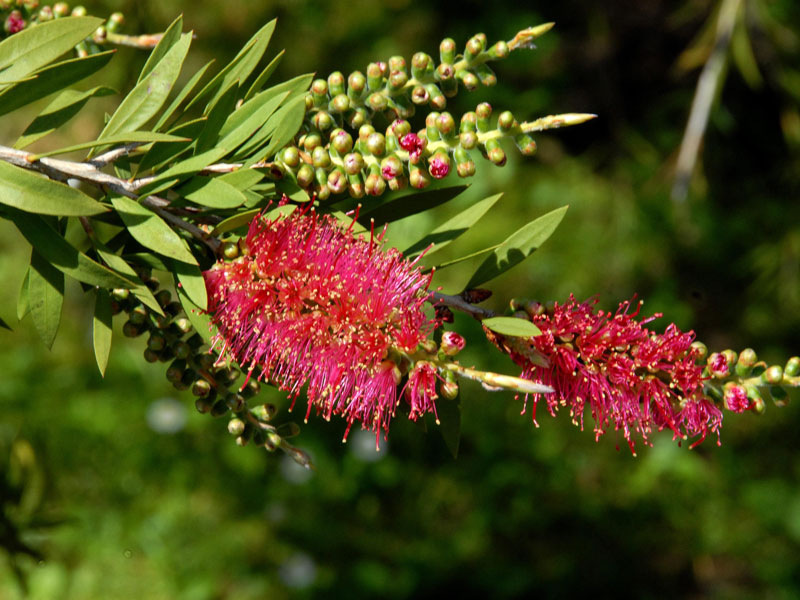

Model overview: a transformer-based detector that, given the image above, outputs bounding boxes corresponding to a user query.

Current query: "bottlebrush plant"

[0,7,797,471]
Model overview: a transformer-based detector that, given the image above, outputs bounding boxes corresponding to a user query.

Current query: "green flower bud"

[251,403,277,421]
[330,93,350,114]
[388,55,406,73]
[367,92,388,112]
[456,158,475,178]
[497,110,516,132]
[474,64,497,87]
[411,52,433,80]
[440,380,459,400]
[722,349,738,369]
[436,112,456,136]
[387,173,407,192]
[296,164,315,188]
[476,102,492,132]
[316,183,330,201]
[457,70,480,91]
[343,152,364,175]
[311,78,328,104]
[348,172,365,198]
[277,422,301,438]
[303,133,322,152]
[410,85,429,105]
[459,130,478,150]
[194,396,214,414]
[348,107,368,129]
[129,305,148,325]
[514,134,537,156]
[174,341,192,360]
[439,37,456,64]
[366,132,386,156]
[330,129,354,154]
[365,173,386,196]
[140,348,158,363]
[380,155,403,180]
[762,365,784,385]
[192,378,212,398]
[53,3,69,18]
[210,400,229,417]
[313,110,334,130]
[93,26,107,44]
[327,167,347,194]
[366,62,385,90]
[71,5,87,17]
[241,378,261,398]
[460,111,477,133]
[488,40,509,60]
[166,360,186,383]
[409,164,430,189]
[735,348,757,376]
[221,240,240,260]
[195,353,215,371]
[691,341,708,361]
[785,356,800,377]
[147,334,166,352]
[465,34,486,60]
[388,69,408,91]
[347,71,366,99]
[425,83,446,110]
[485,139,506,166]
[391,119,411,138]
[226,392,247,412]
[264,431,282,451]
[311,146,331,168]
[227,418,246,436]
[327,71,346,97]
[107,12,124,32]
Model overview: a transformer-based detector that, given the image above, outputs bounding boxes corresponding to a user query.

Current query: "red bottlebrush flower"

[497,296,725,453]
[405,361,440,423]
[204,208,436,441]
[399,133,425,162]
[724,384,751,413]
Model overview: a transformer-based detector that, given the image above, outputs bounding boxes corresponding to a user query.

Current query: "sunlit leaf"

[482,316,542,337]
[170,259,208,311]
[137,15,183,83]
[176,176,248,209]
[466,206,568,288]
[17,267,30,320]
[244,49,286,101]
[0,161,107,216]
[32,131,190,158]
[359,185,469,229]
[177,284,213,344]
[110,195,197,265]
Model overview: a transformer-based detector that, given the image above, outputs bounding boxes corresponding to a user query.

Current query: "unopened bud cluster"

[110,267,305,461]
[696,345,799,414]
[274,25,590,199]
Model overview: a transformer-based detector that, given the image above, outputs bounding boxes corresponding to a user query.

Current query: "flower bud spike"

[507,23,555,51]
[439,38,457,65]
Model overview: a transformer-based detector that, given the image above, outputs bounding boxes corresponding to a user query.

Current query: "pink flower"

[399,133,425,162]
[405,361,440,422]
[724,385,751,413]
[5,11,25,34]
[496,296,725,452]
[428,155,450,179]
[440,331,466,356]
[204,208,436,441]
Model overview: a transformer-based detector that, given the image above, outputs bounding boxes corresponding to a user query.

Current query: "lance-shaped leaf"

[186,19,277,111]
[109,195,197,265]
[15,86,115,149]
[465,205,568,288]
[194,83,239,153]
[98,32,192,141]
[0,16,103,90]
[29,250,64,349]
[482,316,542,338]
[0,161,107,216]
[217,88,290,153]
[92,241,164,315]
[137,16,183,83]
[0,50,114,118]
[217,168,264,190]
[136,146,230,196]
[93,289,112,376]
[177,284,212,343]
[17,267,30,320]
[169,259,207,310]
[175,176,247,209]
[242,94,307,164]
[244,49,285,101]
[32,131,191,158]
[359,185,470,229]
[153,60,214,132]
[404,193,502,257]
[10,211,137,289]
[211,208,261,236]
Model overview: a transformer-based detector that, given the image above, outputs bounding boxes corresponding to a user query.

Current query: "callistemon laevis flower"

[203,208,437,441]
[498,296,726,453]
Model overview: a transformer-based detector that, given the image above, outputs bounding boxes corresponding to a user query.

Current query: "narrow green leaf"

[153,60,214,132]
[211,208,261,236]
[243,94,307,164]
[186,19,276,112]
[17,267,30,320]
[92,288,113,376]
[136,146,230,196]
[217,89,289,153]
[466,206,568,288]
[170,259,207,310]
[10,211,137,289]
[195,82,239,152]
[93,242,164,315]
[32,131,190,158]
[427,244,501,271]
[359,185,470,229]
[125,252,171,273]
[0,161,108,216]
[109,195,197,265]
[0,315,11,331]
[15,86,115,149]
[177,284,212,343]
[0,17,103,90]
[482,316,542,338]
[176,176,248,209]
[138,16,183,83]
[0,50,114,118]
[99,32,191,141]
[29,250,64,349]
[134,117,205,176]
[217,168,264,190]
[275,179,310,204]
[404,193,502,257]
[244,49,285,101]
[436,398,461,459]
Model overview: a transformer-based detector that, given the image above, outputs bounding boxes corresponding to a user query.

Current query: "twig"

[430,291,496,320]
[672,0,741,202]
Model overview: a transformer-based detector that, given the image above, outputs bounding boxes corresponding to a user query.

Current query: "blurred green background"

[1,0,800,597]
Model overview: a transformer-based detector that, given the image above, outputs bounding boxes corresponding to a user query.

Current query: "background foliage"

[1,0,799,597]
